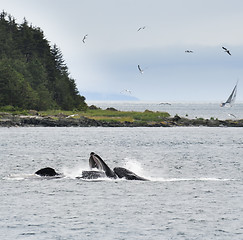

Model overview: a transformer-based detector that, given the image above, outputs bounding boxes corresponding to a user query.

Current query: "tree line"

[0,11,87,111]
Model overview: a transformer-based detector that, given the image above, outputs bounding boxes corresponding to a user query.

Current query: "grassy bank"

[0,106,170,124]
[81,109,170,123]
[1,106,243,127]
[41,109,170,123]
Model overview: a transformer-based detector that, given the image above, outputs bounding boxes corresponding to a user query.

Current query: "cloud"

[3,0,243,101]
[73,45,243,101]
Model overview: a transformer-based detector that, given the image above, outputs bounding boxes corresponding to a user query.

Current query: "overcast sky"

[3,0,243,102]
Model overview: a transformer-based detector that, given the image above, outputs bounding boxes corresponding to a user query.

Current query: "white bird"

[138,65,144,74]
[82,34,88,43]
[228,113,236,118]
[66,114,78,119]
[137,26,146,32]
[121,89,132,94]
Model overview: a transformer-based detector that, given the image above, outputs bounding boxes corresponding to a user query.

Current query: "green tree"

[0,60,38,108]
[0,11,87,111]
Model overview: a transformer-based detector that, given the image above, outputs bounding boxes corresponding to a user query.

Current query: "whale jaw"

[89,152,117,179]
[80,170,106,179]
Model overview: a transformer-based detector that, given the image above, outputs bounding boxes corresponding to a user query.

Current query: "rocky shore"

[1,113,243,127]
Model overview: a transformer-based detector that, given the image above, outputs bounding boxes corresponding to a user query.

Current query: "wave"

[149,177,237,182]
[4,173,37,180]
[4,172,236,183]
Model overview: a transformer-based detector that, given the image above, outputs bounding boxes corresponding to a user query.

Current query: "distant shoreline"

[85,102,243,121]
[1,114,243,127]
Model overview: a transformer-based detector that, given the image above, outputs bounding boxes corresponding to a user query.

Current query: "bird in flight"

[185,50,193,53]
[138,65,144,74]
[222,46,231,55]
[137,26,146,32]
[228,113,236,118]
[121,89,132,94]
[82,34,88,43]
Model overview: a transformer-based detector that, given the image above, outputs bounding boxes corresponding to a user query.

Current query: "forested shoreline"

[0,11,87,111]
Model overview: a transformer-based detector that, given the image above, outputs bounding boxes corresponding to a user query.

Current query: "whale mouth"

[89,152,105,171]
[89,152,117,179]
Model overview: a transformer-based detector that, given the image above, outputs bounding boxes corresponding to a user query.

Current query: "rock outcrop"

[1,113,243,127]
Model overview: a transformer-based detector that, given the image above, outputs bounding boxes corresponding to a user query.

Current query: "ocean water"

[87,101,243,120]
[0,127,242,240]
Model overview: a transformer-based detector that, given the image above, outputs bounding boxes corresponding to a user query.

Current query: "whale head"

[89,152,117,179]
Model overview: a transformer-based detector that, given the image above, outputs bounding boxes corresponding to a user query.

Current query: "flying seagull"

[82,34,88,43]
[185,50,193,53]
[222,46,231,55]
[137,26,146,32]
[138,65,144,74]
[228,113,236,118]
[120,89,132,94]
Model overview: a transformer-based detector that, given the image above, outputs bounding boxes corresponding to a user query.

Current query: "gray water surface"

[0,127,242,239]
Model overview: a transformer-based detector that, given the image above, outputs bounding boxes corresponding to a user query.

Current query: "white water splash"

[62,165,87,179]
[4,173,37,180]
[123,158,146,177]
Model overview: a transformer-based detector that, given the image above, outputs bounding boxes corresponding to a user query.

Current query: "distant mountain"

[81,92,140,101]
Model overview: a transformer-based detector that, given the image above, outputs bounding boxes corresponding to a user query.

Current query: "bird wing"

[82,34,88,43]
[222,46,227,51]
[228,113,236,118]
[138,65,144,73]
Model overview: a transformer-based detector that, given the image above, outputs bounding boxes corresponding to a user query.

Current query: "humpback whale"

[82,152,148,181]
[35,152,148,181]
[35,167,59,177]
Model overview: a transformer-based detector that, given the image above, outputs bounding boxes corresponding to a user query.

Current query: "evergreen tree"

[0,11,87,111]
